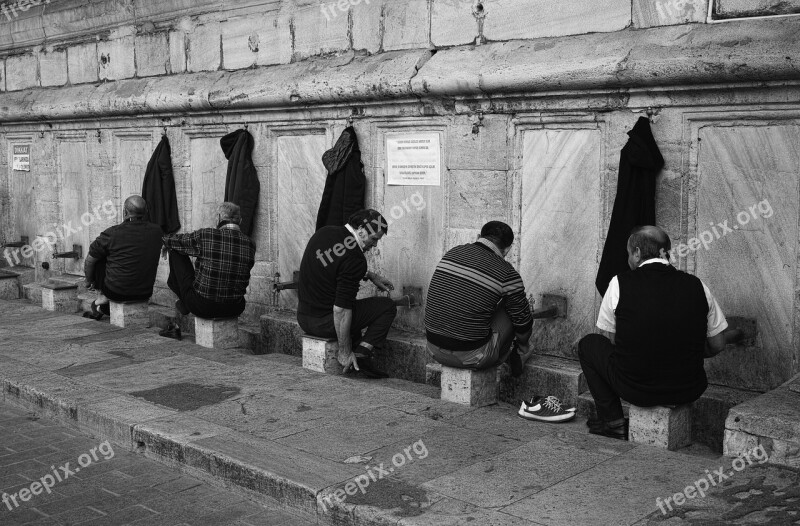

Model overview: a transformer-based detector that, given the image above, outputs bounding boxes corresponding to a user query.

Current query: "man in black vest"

[578,226,730,440]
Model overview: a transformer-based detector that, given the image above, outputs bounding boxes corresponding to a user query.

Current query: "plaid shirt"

[163,224,256,303]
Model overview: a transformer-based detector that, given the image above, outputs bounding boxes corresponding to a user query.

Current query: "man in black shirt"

[297,209,396,376]
[83,196,163,319]
[578,226,732,440]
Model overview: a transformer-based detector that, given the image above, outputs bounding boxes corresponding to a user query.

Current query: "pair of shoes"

[518,395,576,423]
[352,346,389,379]
[82,300,105,321]
[588,418,629,441]
[159,322,182,341]
[175,300,190,316]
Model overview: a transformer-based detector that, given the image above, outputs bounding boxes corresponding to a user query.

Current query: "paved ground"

[0,404,314,525]
[1,298,800,525]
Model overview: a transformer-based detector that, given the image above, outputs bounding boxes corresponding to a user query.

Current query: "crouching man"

[159,202,255,339]
[297,209,397,378]
[83,196,163,319]
[579,226,733,440]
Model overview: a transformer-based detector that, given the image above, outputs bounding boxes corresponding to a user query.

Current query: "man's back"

[90,220,163,297]
[613,264,710,400]
[425,242,531,350]
[184,227,255,302]
[298,225,367,317]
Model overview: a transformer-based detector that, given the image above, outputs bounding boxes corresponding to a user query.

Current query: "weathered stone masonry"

[0,0,799,397]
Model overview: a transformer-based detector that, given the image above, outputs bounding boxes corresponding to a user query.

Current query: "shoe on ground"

[355,356,389,379]
[588,418,629,441]
[159,323,182,341]
[518,395,576,423]
[83,300,105,321]
[175,299,190,316]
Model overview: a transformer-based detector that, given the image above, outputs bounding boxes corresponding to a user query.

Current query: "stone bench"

[302,335,343,374]
[41,282,79,312]
[195,317,239,349]
[0,272,19,300]
[440,365,498,407]
[629,404,692,450]
[109,301,150,329]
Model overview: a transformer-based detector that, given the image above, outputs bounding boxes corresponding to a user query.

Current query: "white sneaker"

[518,395,576,423]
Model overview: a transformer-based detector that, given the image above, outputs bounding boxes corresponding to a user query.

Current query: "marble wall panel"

[190,137,228,231]
[115,136,154,218]
[695,124,800,391]
[275,134,328,310]
[57,140,90,275]
[520,128,602,359]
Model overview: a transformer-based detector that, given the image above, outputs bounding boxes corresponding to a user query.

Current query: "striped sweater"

[425,242,533,351]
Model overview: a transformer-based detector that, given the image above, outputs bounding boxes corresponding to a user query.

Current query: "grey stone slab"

[56,357,137,378]
[442,404,588,443]
[397,495,537,526]
[3,343,113,371]
[0,355,45,380]
[7,371,115,422]
[363,423,521,486]
[276,406,444,463]
[501,446,721,526]
[725,387,800,442]
[79,395,178,446]
[422,434,616,508]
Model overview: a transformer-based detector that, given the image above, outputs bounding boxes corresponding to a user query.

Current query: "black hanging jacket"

[595,117,664,296]
[221,129,260,237]
[315,127,366,231]
[141,136,181,234]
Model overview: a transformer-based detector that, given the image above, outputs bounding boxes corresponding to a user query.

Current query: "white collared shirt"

[596,258,728,337]
[344,224,366,252]
[476,238,504,258]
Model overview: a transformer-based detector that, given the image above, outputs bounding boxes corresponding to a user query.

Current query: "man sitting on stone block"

[159,202,256,339]
[297,209,397,378]
[83,195,163,320]
[578,225,732,441]
[425,221,536,376]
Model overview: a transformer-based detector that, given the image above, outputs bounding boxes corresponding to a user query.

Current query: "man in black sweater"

[297,209,396,376]
[578,226,733,440]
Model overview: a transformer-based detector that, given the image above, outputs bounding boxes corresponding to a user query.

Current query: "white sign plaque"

[386,132,441,186]
[12,144,30,172]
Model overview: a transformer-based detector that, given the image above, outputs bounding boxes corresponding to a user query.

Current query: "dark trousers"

[297,297,397,350]
[577,333,626,422]
[167,252,245,319]
[95,259,150,303]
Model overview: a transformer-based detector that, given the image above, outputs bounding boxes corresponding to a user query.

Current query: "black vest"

[613,263,709,405]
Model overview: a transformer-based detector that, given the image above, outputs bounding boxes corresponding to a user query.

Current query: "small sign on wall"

[386,132,441,186]
[12,145,30,172]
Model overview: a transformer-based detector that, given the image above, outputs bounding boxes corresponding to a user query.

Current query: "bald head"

[124,196,147,220]
[627,225,671,269]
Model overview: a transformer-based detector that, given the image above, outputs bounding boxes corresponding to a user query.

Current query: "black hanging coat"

[315,127,366,231]
[221,129,260,237]
[141,136,181,234]
[595,117,664,296]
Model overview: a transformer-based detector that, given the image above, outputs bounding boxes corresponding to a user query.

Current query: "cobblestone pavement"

[0,404,314,526]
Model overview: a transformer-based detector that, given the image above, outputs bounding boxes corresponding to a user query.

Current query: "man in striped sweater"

[425,221,535,375]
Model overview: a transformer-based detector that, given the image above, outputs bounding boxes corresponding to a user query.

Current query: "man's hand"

[517,340,535,367]
[338,345,360,373]
[85,280,96,291]
[369,272,394,293]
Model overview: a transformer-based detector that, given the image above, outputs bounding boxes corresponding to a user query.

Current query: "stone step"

[724,377,800,469]
[239,323,262,354]
[22,282,43,304]
[499,354,586,408]
[579,384,759,453]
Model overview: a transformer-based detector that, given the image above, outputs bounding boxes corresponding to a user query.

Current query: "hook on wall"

[243,122,249,131]
[645,107,661,123]
[162,126,168,137]
[96,129,102,143]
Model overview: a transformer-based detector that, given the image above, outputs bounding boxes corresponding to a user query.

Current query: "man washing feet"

[159,202,256,339]
[297,209,397,378]
[578,226,734,440]
[83,196,163,319]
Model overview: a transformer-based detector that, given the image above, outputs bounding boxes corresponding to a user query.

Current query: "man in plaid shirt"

[161,202,256,332]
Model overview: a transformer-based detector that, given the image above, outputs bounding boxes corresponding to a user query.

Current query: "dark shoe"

[159,323,182,341]
[175,300,190,316]
[83,301,104,321]
[586,416,603,432]
[507,345,524,378]
[589,418,629,441]
[355,356,389,379]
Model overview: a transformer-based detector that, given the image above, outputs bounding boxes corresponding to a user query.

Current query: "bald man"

[578,226,731,440]
[83,196,164,319]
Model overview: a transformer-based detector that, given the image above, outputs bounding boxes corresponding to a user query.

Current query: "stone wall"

[1,0,799,394]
